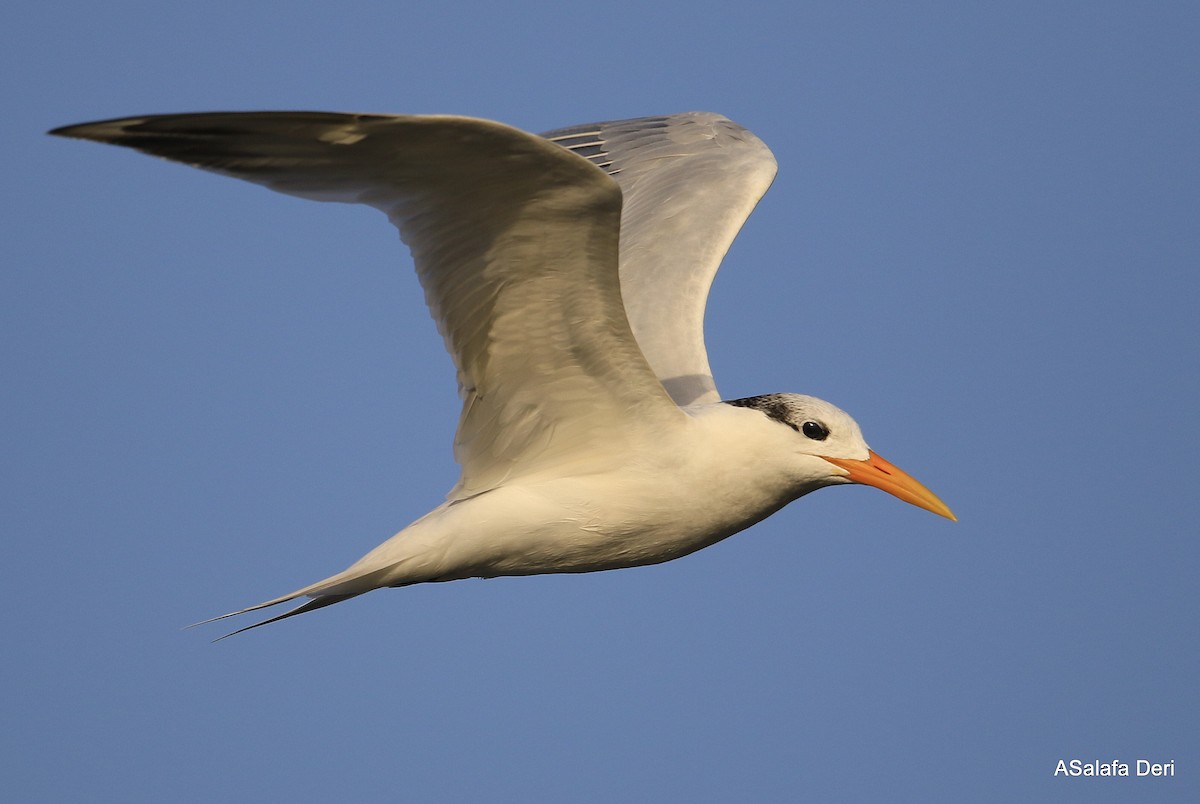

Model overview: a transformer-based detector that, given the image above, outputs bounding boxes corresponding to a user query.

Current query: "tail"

[190,565,397,641]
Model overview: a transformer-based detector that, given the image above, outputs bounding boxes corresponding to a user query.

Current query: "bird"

[50,110,955,638]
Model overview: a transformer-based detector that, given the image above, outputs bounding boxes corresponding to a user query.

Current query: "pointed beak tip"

[824,451,956,522]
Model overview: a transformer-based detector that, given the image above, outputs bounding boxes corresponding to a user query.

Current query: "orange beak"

[823,451,956,521]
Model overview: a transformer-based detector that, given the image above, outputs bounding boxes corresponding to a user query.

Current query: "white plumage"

[51,111,954,637]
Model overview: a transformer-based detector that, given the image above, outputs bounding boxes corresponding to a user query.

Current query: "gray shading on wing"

[50,112,686,498]
[542,112,778,406]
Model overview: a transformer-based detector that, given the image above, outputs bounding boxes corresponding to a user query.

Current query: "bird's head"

[725,393,956,520]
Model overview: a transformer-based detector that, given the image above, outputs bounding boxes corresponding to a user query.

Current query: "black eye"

[801,420,829,441]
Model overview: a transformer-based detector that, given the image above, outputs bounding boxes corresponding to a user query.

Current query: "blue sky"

[4,1,1197,801]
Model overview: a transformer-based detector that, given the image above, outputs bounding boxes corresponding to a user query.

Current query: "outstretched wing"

[51,112,685,497]
[543,112,778,406]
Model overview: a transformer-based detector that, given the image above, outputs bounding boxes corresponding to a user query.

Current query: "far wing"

[543,113,778,406]
[52,112,686,497]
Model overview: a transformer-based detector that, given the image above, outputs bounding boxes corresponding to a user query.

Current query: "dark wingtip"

[48,123,82,138]
[47,118,129,142]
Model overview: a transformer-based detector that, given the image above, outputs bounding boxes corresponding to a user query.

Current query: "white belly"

[325,403,823,593]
